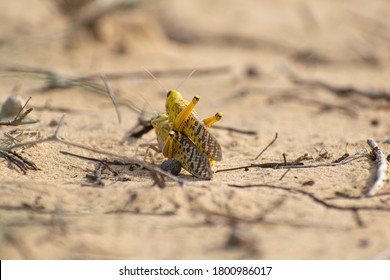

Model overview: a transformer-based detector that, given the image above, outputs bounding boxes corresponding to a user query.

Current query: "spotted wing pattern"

[151,114,212,179]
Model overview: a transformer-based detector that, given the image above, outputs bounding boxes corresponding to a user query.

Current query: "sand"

[0,0,389,259]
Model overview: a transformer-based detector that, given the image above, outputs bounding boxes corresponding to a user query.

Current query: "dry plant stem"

[217,151,366,174]
[332,153,350,163]
[0,111,38,126]
[365,138,387,196]
[1,66,108,95]
[101,74,121,124]
[7,115,185,186]
[281,62,390,101]
[0,97,38,126]
[253,132,278,160]
[216,165,251,173]
[226,87,358,117]
[279,169,290,180]
[2,65,229,97]
[13,96,31,120]
[212,125,257,136]
[251,150,366,169]
[0,150,38,173]
[270,94,358,117]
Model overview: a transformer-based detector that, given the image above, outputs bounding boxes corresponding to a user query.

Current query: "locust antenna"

[176,69,197,90]
[133,88,158,117]
[143,67,167,92]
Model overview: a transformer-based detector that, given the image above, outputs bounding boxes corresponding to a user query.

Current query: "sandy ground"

[1,0,390,259]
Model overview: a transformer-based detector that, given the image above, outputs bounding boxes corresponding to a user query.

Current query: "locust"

[151,114,213,179]
[130,88,223,179]
[165,90,222,164]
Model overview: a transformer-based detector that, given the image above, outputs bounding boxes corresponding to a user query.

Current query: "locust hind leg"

[150,114,175,158]
[202,112,223,167]
[161,131,176,158]
[203,112,222,127]
[174,95,200,131]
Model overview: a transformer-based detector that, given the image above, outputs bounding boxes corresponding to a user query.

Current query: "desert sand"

[0,0,390,259]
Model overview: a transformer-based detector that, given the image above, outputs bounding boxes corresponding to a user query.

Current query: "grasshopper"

[151,114,213,179]
[165,90,222,163]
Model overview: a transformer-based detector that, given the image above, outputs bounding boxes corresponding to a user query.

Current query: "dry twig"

[212,124,257,136]
[251,150,366,169]
[0,150,38,174]
[281,63,390,101]
[253,132,278,160]
[217,150,366,174]
[1,66,108,95]
[0,97,38,126]
[101,74,121,124]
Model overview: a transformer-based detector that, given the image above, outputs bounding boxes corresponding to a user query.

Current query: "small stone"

[370,119,379,126]
[245,64,262,78]
[0,95,25,119]
[160,159,182,176]
[302,180,315,186]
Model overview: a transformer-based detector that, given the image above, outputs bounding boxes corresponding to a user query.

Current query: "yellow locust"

[151,114,213,179]
[149,90,222,179]
[165,90,222,164]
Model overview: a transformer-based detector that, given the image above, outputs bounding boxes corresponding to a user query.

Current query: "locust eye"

[167,90,172,97]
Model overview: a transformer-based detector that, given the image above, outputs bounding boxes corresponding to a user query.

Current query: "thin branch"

[13,96,31,121]
[365,138,388,196]
[0,97,39,126]
[253,132,278,160]
[217,150,366,174]
[212,124,257,136]
[269,93,359,117]
[251,150,366,169]
[0,150,38,174]
[1,66,108,95]
[332,153,350,163]
[279,169,290,181]
[280,62,390,101]
[216,165,251,173]
[59,150,107,163]
[352,209,365,227]
[54,114,65,138]
[101,74,121,124]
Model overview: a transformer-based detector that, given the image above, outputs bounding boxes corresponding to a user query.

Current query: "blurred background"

[1,0,390,260]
